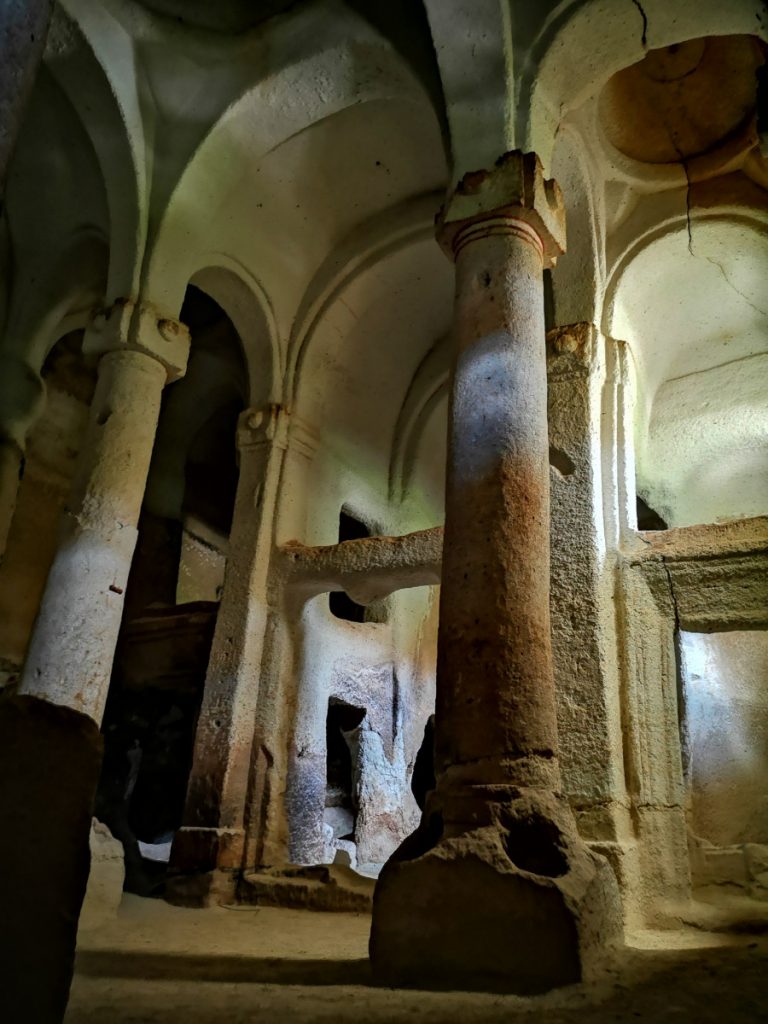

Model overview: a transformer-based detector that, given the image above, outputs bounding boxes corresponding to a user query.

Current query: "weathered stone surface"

[629,517,768,632]
[240,864,374,913]
[354,726,420,865]
[371,791,621,993]
[78,819,125,931]
[372,155,621,993]
[0,0,54,186]
[279,526,442,605]
[17,342,178,723]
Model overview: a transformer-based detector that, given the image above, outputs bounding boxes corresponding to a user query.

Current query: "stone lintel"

[627,514,768,564]
[546,322,598,381]
[625,516,768,632]
[280,525,443,604]
[83,298,190,383]
[437,150,565,267]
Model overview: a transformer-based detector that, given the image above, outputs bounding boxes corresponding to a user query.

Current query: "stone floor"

[67,894,768,1023]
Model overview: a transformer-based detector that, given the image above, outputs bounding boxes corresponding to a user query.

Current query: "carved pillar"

[371,152,621,994]
[0,353,44,564]
[169,405,290,902]
[2,299,186,1022]
[546,324,639,917]
[18,300,189,723]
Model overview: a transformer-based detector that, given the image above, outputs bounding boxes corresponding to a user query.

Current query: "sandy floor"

[66,895,768,1023]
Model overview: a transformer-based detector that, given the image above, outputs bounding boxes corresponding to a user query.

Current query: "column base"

[165,826,245,906]
[370,789,622,994]
[0,695,103,1021]
[164,867,239,907]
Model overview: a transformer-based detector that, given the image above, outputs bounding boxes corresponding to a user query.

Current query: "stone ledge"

[239,865,374,913]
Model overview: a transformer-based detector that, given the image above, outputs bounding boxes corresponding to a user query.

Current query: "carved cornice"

[83,299,190,383]
[437,151,566,267]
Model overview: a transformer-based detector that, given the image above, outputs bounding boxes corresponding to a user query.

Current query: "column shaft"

[437,222,558,795]
[370,152,621,995]
[19,350,166,722]
[169,406,287,898]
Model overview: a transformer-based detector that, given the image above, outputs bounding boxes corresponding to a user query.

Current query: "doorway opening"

[324,698,366,849]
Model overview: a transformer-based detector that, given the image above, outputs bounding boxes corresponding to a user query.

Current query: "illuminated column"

[371,152,621,994]
[18,301,189,723]
[0,353,44,563]
[169,405,290,902]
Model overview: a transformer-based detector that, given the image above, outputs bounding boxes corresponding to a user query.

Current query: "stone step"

[239,864,374,913]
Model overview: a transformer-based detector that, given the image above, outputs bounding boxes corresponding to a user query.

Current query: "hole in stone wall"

[503,814,569,878]
[549,446,575,477]
[636,494,669,530]
[324,699,366,844]
[329,509,370,623]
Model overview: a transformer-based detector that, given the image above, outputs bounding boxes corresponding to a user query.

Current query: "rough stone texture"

[615,559,692,918]
[353,725,420,865]
[239,864,374,913]
[18,310,188,722]
[0,0,54,186]
[281,527,442,604]
[1,1,767,997]
[546,324,631,849]
[371,154,621,993]
[0,694,102,1023]
[373,790,621,994]
[0,344,93,665]
[629,517,768,632]
[79,819,125,932]
[170,406,291,895]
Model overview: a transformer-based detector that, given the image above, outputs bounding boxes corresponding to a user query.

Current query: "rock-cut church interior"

[0,1,767,1021]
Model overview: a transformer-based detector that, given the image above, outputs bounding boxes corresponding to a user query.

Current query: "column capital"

[546,322,599,381]
[237,405,320,460]
[437,151,565,267]
[83,298,190,383]
[236,404,288,451]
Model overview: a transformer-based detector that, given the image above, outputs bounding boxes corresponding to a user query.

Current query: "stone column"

[546,324,640,920]
[0,353,44,564]
[18,300,189,723]
[371,152,621,994]
[169,405,289,903]
[2,300,186,1023]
